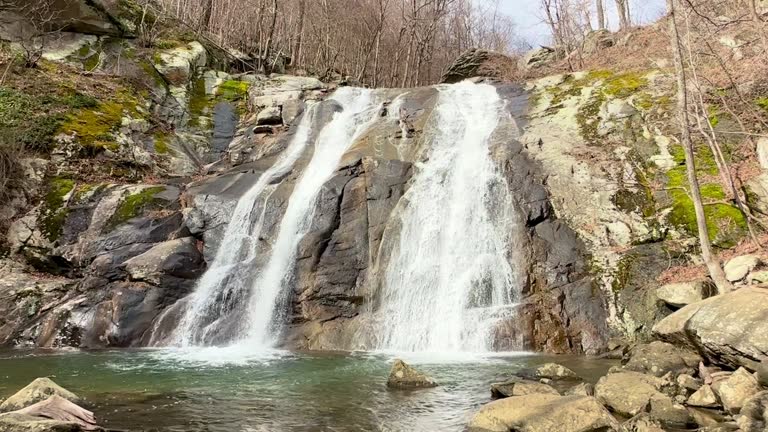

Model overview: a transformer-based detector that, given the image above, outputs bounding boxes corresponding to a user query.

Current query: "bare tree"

[596,0,606,29]
[0,0,70,67]
[666,0,733,294]
[615,0,631,29]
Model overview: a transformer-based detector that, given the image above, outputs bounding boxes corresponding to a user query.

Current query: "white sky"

[497,0,668,46]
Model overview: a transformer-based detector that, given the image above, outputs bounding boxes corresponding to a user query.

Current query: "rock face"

[386,360,437,389]
[468,394,619,432]
[440,49,516,83]
[0,378,80,413]
[653,288,768,370]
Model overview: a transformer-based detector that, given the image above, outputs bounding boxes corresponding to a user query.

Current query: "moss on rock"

[105,186,165,230]
[40,178,76,241]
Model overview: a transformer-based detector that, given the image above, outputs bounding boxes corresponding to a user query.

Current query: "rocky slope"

[2,0,768,357]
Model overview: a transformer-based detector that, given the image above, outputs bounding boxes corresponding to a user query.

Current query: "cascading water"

[172,104,319,346]
[171,87,380,349]
[372,82,523,353]
[244,87,379,347]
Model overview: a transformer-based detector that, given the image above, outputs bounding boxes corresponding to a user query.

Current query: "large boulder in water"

[386,359,437,389]
[440,49,516,83]
[653,287,768,370]
[468,394,619,432]
[0,378,81,412]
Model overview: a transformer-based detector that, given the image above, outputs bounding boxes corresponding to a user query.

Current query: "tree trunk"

[667,0,733,294]
[596,0,606,29]
[200,0,214,31]
[293,0,306,67]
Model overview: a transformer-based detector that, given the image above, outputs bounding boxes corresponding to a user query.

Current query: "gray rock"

[0,378,80,413]
[648,393,693,428]
[121,237,204,284]
[712,367,760,414]
[256,106,282,125]
[687,384,719,408]
[565,383,595,396]
[490,379,559,399]
[656,281,713,308]
[623,341,702,377]
[723,255,761,282]
[468,394,619,432]
[440,49,516,83]
[386,359,437,389]
[595,371,664,417]
[0,411,87,431]
[677,374,702,392]
[737,391,768,432]
[653,287,768,370]
[519,47,557,70]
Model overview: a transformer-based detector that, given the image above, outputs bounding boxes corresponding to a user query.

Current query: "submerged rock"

[0,378,80,413]
[468,394,619,432]
[534,363,579,380]
[386,360,437,389]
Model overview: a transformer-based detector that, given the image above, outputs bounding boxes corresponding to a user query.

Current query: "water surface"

[0,349,615,431]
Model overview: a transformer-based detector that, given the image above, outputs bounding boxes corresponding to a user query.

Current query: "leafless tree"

[0,0,71,67]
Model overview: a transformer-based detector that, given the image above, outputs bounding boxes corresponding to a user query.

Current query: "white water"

[172,104,319,346]
[373,82,523,353]
[243,87,379,348]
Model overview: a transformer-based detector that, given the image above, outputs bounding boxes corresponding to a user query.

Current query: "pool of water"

[0,348,616,431]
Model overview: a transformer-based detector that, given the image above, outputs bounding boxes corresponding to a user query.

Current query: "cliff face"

[2,12,765,353]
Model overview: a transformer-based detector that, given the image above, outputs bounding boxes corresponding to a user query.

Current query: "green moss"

[59,91,140,151]
[611,255,634,293]
[666,145,746,247]
[153,132,172,154]
[83,53,101,71]
[601,72,648,98]
[708,105,720,127]
[188,77,209,127]
[139,60,167,89]
[76,44,91,57]
[756,97,768,113]
[216,80,250,102]
[106,186,166,230]
[40,178,76,241]
[154,39,184,50]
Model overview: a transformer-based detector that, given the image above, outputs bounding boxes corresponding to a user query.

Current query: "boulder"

[623,341,702,377]
[153,42,207,86]
[712,367,760,414]
[13,395,99,431]
[468,394,619,432]
[0,412,86,432]
[490,379,559,399]
[648,393,693,428]
[620,413,665,432]
[723,255,761,282]
[440,49,516,83]
[583,29,615,55]
[535,363,579,380]
[595,372,664,417]
[687,385,719,408]
[121,237,204,284]
[656,281,713,308]
[737,391,768,432]
[519,47,557,70]
[256,106,282,125]
[676,374,702,392]
[653,287,768,371]
[386,360,437,389]
[0,378,80,413]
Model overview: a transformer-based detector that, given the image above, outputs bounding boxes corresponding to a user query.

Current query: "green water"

[0,348,615,431]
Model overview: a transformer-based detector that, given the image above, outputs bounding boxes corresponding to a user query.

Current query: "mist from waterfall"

[372,82,522,353]
[171,87,379,349]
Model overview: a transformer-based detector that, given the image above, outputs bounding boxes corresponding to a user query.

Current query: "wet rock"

[688,384,719,408]
[386,360,437,389]
[620,413,665,432]
[565,383,595,396]
[653,287,768,371]
[623,341,702,377]
[468,394,619,432]
[737,391,768,432]
[712,367,760,414]
[656,281,713,308]
[0,378,80,412]
[490,379,559,399]
[535,363,579,380]
[595,371,664,417]
[440,49,516,83]
[723,255,761,282]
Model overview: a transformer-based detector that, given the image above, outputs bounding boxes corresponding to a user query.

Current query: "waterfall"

[171,87,379,348]
[244,87,379,347]
[172,104,319,346]
[372,82,523,353]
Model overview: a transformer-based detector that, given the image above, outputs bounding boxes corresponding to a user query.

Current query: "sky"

[497,0,668,46]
